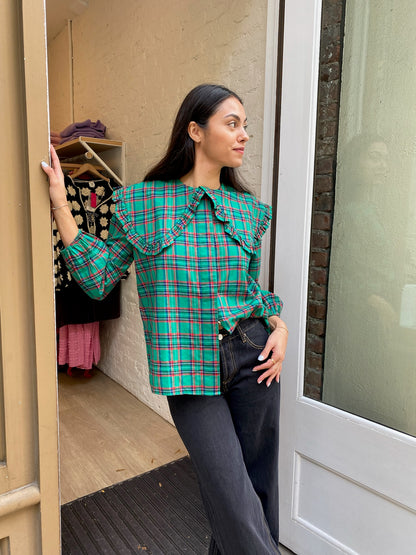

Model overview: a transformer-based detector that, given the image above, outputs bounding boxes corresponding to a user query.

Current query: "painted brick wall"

[65,0,269,421]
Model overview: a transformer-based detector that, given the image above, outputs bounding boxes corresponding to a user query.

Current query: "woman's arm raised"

[41,145,78,246]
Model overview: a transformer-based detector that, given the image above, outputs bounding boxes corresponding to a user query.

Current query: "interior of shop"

[45,0,271,505]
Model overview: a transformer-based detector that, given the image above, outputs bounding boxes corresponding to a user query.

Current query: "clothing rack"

[61,162,106,171]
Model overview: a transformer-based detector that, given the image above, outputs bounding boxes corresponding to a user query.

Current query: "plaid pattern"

[62,180,283,395]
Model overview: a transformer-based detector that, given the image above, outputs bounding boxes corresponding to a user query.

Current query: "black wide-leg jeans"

[168,318,281,555]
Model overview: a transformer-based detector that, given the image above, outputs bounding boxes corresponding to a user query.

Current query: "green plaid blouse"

[62,180,283,395]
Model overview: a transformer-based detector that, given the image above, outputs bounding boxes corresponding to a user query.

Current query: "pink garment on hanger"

[58,322,100,369]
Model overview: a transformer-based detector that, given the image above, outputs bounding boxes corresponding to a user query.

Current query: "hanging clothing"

[55,279,121,328]
[53,175,118,291]
[53,175,124,372]
[61,180,283,396]
[58,322,100,370]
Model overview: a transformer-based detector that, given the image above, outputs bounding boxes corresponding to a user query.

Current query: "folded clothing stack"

[50,131,61,146]
[60,119,106,144]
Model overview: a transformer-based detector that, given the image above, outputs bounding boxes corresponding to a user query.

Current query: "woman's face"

[359,141,389,187]
[195,96,249,170]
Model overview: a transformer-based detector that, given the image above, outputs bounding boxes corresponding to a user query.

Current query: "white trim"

[259,0,280,289]
[68,19,74,124]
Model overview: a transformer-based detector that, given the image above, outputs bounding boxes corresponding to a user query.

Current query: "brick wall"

[304,0,346,400]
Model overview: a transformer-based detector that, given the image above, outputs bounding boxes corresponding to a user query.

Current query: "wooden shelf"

[55,136,125,186]
[55,137,123,159]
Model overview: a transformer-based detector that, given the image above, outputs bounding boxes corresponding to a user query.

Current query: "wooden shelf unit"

[56,137,125,186]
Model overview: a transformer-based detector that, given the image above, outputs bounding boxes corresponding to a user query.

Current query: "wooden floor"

[58,368,187,504]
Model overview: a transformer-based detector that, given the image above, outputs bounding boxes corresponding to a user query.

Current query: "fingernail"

[257,354,265,361]
[267,382,271,388]
[41,161,48,167]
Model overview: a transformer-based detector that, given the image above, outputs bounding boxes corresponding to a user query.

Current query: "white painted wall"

[48,21,72,132]
[48,0,269,422]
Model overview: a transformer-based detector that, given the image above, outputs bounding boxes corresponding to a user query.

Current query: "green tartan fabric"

[62,180,283,395]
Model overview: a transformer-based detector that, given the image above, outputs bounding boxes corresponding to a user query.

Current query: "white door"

[276,1,416,553]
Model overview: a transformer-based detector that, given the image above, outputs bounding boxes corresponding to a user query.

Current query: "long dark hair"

[143,84,251,193]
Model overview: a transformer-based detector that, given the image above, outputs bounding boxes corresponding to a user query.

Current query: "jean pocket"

[237,320,269,350]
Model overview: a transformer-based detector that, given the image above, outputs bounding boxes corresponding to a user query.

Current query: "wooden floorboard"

[58,369,187,504]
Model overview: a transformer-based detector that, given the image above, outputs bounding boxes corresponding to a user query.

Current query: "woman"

[42,84,288,554]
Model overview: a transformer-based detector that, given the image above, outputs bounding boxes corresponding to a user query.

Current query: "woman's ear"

[188,121,202,143]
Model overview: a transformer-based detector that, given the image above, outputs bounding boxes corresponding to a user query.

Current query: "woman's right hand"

[41,144,67,208]
[41,144,79,246]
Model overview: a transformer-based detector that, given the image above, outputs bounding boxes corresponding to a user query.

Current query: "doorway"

[44,0,277,512]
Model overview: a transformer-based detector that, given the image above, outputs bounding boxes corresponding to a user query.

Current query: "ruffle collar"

[113,180,272,256]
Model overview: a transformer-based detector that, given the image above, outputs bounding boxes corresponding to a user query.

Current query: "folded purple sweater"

[60,119,106,144]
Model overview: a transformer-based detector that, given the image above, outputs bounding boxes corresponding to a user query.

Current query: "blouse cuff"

[61,230,106,270]
[262,291,283,317]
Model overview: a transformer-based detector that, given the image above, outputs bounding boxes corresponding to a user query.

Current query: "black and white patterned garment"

[53,175,119,291]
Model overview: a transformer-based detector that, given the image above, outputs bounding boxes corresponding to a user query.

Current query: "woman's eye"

[228,121,236,128]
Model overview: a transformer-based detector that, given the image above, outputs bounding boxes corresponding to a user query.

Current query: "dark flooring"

[61,457,211,554]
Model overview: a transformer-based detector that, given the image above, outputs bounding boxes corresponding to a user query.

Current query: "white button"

[218,333,223,340]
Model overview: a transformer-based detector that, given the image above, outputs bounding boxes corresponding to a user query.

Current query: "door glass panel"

[305,0,416,437]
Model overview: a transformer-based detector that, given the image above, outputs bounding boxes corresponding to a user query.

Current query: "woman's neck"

[180,166,221,190]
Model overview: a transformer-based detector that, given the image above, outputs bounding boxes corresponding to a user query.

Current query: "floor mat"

[61,456,211,554]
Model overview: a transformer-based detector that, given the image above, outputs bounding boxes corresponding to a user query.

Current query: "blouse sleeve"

[247,202,283,317]
[248,244,283,317]
[61,212,134,300]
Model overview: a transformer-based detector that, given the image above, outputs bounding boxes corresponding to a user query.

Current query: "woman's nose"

[239,128,249,142]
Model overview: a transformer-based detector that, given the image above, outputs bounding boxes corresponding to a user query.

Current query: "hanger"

[70,162,110,181]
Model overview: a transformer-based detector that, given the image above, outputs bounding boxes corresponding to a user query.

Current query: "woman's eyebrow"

[224,113,248,123]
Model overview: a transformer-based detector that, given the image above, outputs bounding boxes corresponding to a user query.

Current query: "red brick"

[304,386,321,401]
[306,352,323,370]
[310,250,329,267]
[320,62,340,82]
[307,334,324,353]
[310,267,328,285]
[314,175,333,193]
[319,102,339,121]
[316,137,337,157]
[320,43,341,65]
[321,3,344,29]
[308,318,325,336]
[308,302,327,319]
[317,120,338,141]
[311,230,330,248]
[309,284,326,301]
[314,193,333,212]
[315,157,333,175]
[312,212,331,230]
[305,368,323,388]
[319,80,340,104]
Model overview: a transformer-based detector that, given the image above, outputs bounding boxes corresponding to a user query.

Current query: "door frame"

[0,0,60,552]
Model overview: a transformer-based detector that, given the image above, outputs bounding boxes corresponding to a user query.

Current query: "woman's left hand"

[252,316,288,387]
